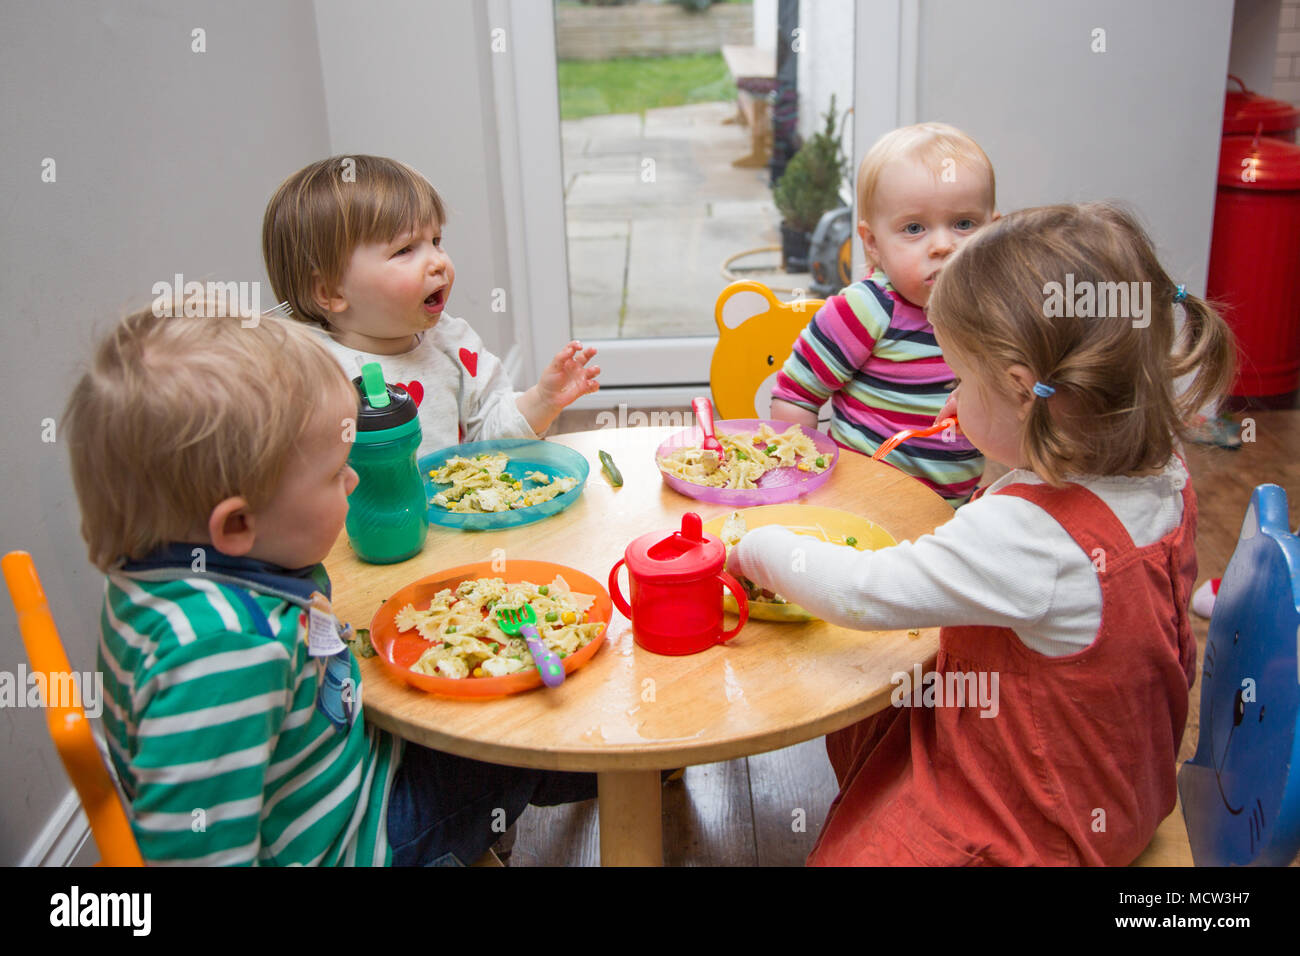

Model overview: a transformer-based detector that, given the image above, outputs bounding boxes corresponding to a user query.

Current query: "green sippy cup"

[345,362,428,564]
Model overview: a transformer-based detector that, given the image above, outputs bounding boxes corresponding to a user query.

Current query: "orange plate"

[369,560,612,698]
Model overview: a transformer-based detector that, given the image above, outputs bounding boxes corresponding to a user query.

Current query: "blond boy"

[771,122,997,504]
[65,308,594,865]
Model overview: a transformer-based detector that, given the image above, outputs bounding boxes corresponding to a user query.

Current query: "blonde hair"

[928,202,1236,485]
[64,306,355,570]
[262,155,447,328]
[856,122,996,223]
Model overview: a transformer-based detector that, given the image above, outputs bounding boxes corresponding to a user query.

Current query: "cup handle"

[608,559,632,618]
[718,571,749,643]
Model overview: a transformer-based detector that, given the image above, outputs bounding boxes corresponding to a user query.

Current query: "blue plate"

[420,439,589,531]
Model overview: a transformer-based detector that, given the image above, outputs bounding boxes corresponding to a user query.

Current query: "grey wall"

[0,0,332,865]
[915,0,1235,292]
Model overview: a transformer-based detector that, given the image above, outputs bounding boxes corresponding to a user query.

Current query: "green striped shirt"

[98,573,400,866]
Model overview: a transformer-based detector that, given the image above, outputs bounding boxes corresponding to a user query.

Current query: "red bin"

[1223,75,1300,143]
[1206,132,1300,407]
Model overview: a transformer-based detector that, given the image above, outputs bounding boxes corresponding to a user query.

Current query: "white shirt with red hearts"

[317,315,538,459]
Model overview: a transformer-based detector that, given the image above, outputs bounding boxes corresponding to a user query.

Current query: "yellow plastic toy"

[710,280,825,420]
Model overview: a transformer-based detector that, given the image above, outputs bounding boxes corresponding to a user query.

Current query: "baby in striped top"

[771,123,999,504]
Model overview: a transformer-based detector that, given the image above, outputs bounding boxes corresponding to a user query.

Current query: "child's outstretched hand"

[539,341,600,409]
[517,341,600,435]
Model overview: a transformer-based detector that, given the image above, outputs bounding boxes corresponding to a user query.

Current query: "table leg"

[597,769,663,866]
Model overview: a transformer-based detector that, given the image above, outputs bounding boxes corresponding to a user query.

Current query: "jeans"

[386,743,599,866]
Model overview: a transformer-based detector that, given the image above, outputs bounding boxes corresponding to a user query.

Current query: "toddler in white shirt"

[729,202,1236,865]
[263,155,599,457]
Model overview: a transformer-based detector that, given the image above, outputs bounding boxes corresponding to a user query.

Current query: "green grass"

[558,53,736,121]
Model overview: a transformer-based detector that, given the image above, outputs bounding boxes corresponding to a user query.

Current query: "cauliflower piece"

[720,511,748,547]
[435,657,468,679]
[481,656,528,677]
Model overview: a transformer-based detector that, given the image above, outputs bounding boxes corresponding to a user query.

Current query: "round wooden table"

[324,426,956,865]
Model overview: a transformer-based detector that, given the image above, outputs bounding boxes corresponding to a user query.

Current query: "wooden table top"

[325,425,956,772]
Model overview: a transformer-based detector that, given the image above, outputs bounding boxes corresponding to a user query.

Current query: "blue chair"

[1177,484,1300,866]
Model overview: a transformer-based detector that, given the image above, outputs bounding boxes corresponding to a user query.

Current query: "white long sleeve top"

[319,315,537,459]
[728,457,1189,657]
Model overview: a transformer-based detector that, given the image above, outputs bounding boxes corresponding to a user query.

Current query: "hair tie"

[1032,382,1056,398]
[1173,284,1187,303]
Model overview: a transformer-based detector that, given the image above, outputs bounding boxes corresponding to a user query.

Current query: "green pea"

[815,456,826,468]
[736,451,748,461]
[845,536,858,547]
[765,446,778,456]
[545,611,559,623]
[447,625,457,633]
[538,585,549,596]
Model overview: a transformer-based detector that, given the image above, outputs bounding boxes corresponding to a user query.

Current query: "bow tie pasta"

[395,575,603,679]
[429,453,578,513]
[658,423,828,490]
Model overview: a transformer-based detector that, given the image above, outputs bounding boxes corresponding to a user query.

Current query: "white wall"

[313,0,514,359]
[0,0,331,865]
[910,0,1234,292]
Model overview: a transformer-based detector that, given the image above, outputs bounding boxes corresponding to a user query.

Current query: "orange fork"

[872,417,959,462]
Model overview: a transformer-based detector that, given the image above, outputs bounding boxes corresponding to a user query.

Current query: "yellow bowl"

[703,504,897,622]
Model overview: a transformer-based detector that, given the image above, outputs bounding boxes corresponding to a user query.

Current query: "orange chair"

[3,551,143,866]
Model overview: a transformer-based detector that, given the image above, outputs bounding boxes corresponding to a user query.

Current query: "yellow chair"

[710,280,823,420]
[3,551,144,866]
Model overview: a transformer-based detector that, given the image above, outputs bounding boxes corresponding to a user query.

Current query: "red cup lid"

[623,512,726,584]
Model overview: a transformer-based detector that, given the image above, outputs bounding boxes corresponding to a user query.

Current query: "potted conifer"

[772,95,848,273]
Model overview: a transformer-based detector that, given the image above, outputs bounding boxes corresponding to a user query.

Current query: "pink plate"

[655,418,839,506]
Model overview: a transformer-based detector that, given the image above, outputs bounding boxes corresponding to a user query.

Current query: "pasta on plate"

[394,576,604,679]
[657,423,829,490]
[429,453,578,513]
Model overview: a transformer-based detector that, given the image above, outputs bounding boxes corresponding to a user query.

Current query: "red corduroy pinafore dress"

[808,479,1198,866]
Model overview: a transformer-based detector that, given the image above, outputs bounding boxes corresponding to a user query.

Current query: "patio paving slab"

[622,216,780,337]
[559,102,813,339]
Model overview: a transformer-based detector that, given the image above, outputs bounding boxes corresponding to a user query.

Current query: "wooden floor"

[503,407,1300,866]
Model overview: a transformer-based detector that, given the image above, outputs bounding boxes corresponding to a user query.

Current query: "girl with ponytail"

[727,202,1235,866]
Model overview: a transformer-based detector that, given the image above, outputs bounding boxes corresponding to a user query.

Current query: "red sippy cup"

[608,513,749,656]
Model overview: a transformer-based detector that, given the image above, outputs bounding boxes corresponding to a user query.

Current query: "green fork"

[495,604,566,687]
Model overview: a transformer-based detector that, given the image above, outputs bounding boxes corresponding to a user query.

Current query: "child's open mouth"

[423,290,444,312]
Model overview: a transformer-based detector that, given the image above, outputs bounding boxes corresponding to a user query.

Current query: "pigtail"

[1020,391,1077,487]
[1169,293,1237,423]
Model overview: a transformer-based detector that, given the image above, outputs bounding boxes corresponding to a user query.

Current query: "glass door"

[495,0,905,401]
